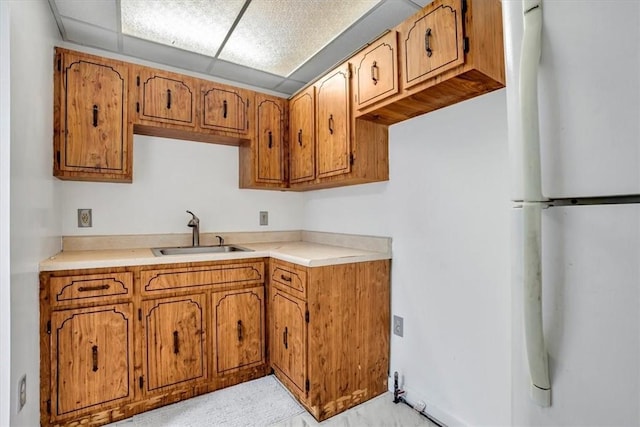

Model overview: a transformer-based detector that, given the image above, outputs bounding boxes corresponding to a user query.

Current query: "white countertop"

[39,240,392,271]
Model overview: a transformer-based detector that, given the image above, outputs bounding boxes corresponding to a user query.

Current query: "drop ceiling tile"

[54,0,118,31]
[288,0,419,82]
[209,60,287,91]
[61,17,119,51]
[274,79,307,96]
[122,35,214,73]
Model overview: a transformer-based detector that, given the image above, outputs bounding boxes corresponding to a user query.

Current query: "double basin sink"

[152,245,252,257]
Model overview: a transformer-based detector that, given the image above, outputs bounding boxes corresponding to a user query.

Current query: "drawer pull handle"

[173,331,180,354]
[283,326,288,349]
[167,89,172,109]
[298,129,303,146]
[223,100,228,118]
[268,131,273,148]
[371,61,379,85]
[280,274,292,282]
[77,284,110,292]
[237,320,243,341]
[92,345,98,372]
[424,28,433,57]
[328,114,334,135]
[92,105,99,127]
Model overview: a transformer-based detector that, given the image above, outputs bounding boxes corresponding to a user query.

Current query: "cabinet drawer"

[270,260,307,297]
[141,261,264,295]
[50,272,132,306]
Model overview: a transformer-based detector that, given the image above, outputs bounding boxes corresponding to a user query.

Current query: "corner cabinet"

[269,259,391,421]
[54,49,132,182]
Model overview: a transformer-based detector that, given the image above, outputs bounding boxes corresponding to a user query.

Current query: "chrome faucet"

[186,210,200,247]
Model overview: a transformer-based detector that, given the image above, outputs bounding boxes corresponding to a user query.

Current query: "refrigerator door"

[505,0,640,200]
[511,204,640,425]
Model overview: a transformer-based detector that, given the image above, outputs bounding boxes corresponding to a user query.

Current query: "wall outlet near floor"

[77,208,92,227]
[17,374,26,412]
[259,211,268,226]
[393,315,404,337]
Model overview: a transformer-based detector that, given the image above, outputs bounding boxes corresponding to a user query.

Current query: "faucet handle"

[186,210,199,225]
[215,235,224,246]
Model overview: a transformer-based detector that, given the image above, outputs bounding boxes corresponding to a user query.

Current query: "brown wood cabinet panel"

[50,303,133,419]
[400,0,464,89]
[136,68,196,127]
[142,294,207,391]
[49,272,132,307]
[54,49,131,182]
[289,86,316,184]
[201,84,251,134]
[353,31,399,110]
[256,95,286,183]
[315,64,352,179]
[269,288,307,394]
[212,287,265,374]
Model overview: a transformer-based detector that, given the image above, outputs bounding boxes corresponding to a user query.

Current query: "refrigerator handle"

[520,0,551,407]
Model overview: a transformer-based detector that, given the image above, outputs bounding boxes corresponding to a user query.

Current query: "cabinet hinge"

[55,150,60,167]
[46,320,51,335]
[461,0,468,15]
[136,102,140,113]
[136,76,140,86]
[305,310,309,323]
[57,57,61,72]
[139,376,144,389]
[349,153,355,166]
[46,399,51,415]
[463,37,470,53]
[305,379,310,392]
[138,308,142,321]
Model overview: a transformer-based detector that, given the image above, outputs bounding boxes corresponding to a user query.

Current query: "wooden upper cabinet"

[315,64,352,179]
[201,83,252,135]
[50,304,134,419]
[54,49,131,182]
[353,31,399,110]
[136,67,196,127]
[399,0,465,89]
[289,86,315,184]
[212,287,265,374]
[142,295,207,392]
[255,94,286,184]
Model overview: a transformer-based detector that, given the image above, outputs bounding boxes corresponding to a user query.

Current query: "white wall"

[303,89,511,426]
[59,136,305,236]
[8,0,62,425]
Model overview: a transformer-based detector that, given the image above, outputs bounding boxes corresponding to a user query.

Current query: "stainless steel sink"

[151,245,252,256]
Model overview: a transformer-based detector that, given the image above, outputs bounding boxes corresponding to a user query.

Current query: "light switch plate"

[259,211,268,226]
[393,315,404,337]
[78,209,92,227]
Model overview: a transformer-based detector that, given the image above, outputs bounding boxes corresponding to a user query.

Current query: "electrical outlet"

[17,374,26,412]
[259,211,268,226]
[77,209,92,228]
[393,315,404,337]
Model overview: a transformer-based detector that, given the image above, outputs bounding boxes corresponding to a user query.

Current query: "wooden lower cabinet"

[269,259,391,421]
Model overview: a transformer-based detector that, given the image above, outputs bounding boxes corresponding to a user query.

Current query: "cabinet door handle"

[268,131,273,148]
[280,274,292,282]
[166,89,172,109]
[425,28,433,57]
[77,284,110,292]
[371,61,379,85]
[92,105,98,127]
[328,114,334,135]
[283,326,288,349]
[237,320,243,341]
[92,345,98,372]
[173,330,179,354]
[223,100,228,118]
[298,129,303,146]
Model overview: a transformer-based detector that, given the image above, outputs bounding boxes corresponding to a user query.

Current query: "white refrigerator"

[504,0,640,425]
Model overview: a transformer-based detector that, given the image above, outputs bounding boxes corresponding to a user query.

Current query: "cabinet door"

[50,304,133,418]
[400,0,465,89]
[255,94,286,183]
[269,288,306,394]
[142,295,207,391]
[354,31,399,110]
[289,86,315,183]
[201,84,251,134]
[316,64,351,178]
[56,51,130,180]
[137,68,196,127]
[212,287,265,373]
